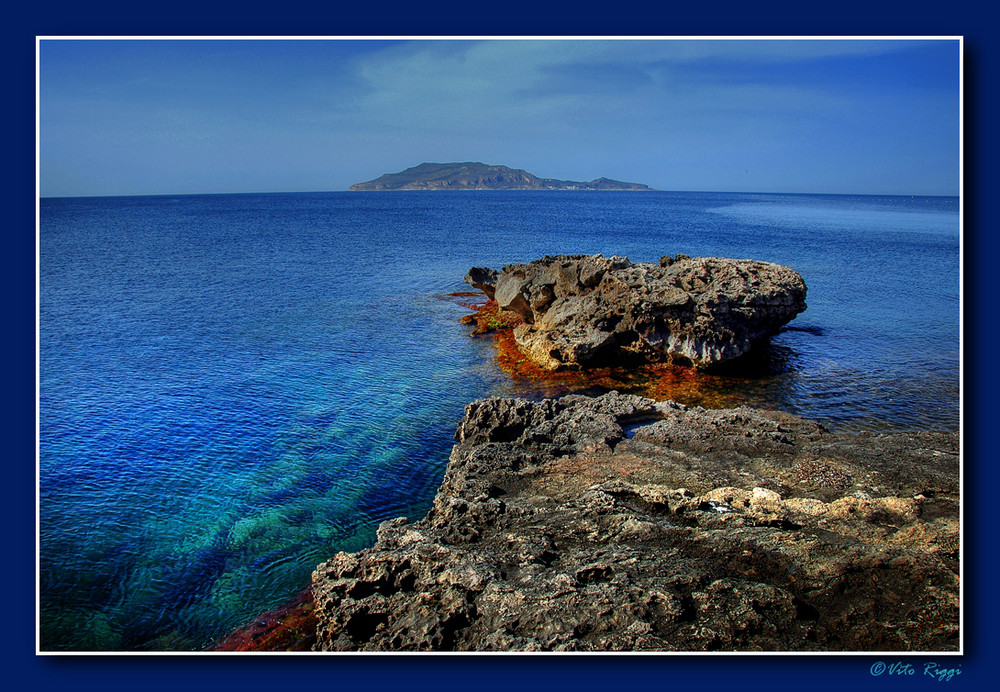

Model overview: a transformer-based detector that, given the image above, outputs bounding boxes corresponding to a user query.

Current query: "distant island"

[348,162,654,191]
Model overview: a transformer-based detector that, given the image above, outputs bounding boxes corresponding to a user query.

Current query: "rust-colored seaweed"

[457,297,524,335]
[210,590,317,652]
[460,298,748,409]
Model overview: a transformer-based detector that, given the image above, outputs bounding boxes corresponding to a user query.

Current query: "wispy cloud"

[341,39,919,182]
[345,38,931,137]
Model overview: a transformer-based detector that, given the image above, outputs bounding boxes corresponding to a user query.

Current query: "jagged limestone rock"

[312,393,958,652]
[464,254,807,370]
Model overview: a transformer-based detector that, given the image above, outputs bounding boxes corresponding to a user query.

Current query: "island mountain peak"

[349,162,653,191]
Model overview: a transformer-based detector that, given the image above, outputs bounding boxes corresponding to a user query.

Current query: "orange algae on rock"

[461,300,747,409]
[210,590,317,652]
[458,298,524,336]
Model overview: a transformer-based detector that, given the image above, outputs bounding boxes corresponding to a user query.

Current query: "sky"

[37,38,961,197]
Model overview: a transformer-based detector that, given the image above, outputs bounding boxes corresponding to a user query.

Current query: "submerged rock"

[463,254,807,370]
[311,392,959,652]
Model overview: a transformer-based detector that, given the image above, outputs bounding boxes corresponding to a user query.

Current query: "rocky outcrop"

[464,254,807,370]
[311,392,959,652]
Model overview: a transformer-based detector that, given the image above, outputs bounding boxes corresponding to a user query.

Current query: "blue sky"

[38,38,960,197]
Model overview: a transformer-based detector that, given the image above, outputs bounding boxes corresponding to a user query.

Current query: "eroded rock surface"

[463,254,807,370]
[312,392,959,652]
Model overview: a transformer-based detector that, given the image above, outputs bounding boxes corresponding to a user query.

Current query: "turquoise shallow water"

[38,191,959,650]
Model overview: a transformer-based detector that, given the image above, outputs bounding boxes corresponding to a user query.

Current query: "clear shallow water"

[38,191,959,650]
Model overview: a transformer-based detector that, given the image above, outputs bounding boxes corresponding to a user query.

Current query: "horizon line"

[38,188,961,200]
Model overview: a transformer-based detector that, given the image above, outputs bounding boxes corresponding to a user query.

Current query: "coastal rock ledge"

[464,254,807,370]
[311,392,959,652]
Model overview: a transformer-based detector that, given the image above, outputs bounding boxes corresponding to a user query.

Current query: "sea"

[38,190,960,651]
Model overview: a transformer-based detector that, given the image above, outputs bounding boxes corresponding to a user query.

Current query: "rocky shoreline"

[297,254,959,652]
[310,392,958,651]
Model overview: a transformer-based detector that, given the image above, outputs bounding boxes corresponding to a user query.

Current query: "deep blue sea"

[38,191,959,651]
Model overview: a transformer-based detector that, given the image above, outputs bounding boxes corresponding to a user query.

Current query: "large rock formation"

[464,254,807,370]
[311,392,959,652]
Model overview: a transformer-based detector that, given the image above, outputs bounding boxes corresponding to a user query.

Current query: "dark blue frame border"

[12,2,993,690]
